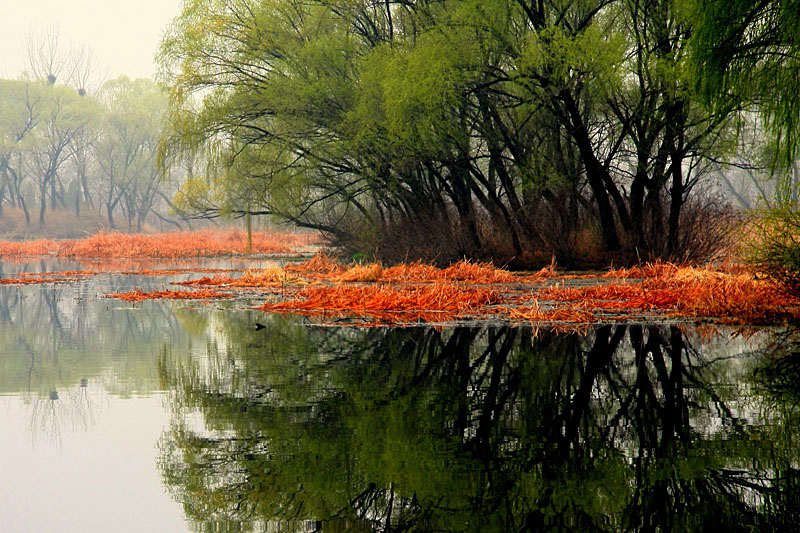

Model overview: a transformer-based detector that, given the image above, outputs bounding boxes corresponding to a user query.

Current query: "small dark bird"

[254,323,266,331]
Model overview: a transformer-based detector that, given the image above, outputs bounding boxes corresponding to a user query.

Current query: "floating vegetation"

[259,283,501,324]
[336,263,384,282]
[0,276,79,285]
[285,252,342,274]
[106,289,232,302]
[540,265,800,325]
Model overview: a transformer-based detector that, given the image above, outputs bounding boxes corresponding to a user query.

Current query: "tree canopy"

[158,0,748,266]
[0,74,183,232]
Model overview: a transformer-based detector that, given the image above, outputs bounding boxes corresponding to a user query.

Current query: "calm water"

[1,260,800,531]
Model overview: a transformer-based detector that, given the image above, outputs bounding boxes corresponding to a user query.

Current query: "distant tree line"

[0,32,185,233]
[155,0,800,267]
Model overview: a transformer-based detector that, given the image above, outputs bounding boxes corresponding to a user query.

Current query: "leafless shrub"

[668,194,742,263]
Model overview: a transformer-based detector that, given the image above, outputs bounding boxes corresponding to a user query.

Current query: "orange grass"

[235,266,297,286]
[506,300,598,323]
[337,263,383,282]
[175,275,230,287]
[602,261,680,279]
[0,229,317,258]
[241,260,800,325]
[285,253,342,274]
[59,256,800,326]
[439,260,518,283]
[259,283,500,314]
[18,270,95,277]
[0,276,77,285]
[538,265,800,324]
[122,268,241,276]
[325,259,522,284]
[382,261,442,281]
[106,289,232,302]
[175,265,302,287]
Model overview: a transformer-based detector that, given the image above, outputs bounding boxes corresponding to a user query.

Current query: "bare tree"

[23,26,66,85]
[65,43,107,97]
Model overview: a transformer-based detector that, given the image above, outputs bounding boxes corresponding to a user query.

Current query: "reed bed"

[0,276,78,285]
[106,289,232,302]
[259,284,501,314]
[285,253,342,274]
[0,229,316,258]
[326,259,522,284]
[337,263,383,282]
[539,265,800,324]
[7,246,798,326]
[175,265,302,287]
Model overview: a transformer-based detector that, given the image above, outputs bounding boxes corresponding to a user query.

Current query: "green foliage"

[691,0,800,164]
[748,201,800,293]
[158,0,745,263]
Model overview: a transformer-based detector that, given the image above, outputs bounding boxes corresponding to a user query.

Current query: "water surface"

[1,260,799,531]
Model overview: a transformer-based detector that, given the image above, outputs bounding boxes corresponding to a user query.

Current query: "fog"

[1,0,182,80]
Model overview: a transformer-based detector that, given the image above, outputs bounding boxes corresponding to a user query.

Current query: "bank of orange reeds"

[506,300,597,323]
[106,289,232,302]
[163,259,800,325]
[260,283,501,315]
[324,259,523,284]
[175,265,302,287]
[18,270,96,277]
[0,229,317,258]
[10,247,791,326]
[0,276,78,285]
[337,263,383,282]
[538,265,800,324]
[285,253,342,274]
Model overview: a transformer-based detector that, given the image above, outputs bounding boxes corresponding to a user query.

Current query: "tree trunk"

[38,181,47,225]
[559,91,621,250]
[666,157,684,258]
[246,210,253,254]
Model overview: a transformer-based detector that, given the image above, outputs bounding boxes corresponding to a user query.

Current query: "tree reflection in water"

[157,318,800,531]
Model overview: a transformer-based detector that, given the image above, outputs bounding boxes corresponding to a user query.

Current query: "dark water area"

[2,260,800,531]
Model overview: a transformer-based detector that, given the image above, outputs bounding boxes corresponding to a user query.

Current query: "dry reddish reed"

[0,276,78,285]
[0,229,316,258]
[260,283,500,314]
[337,263,383,282]
[285,253,343,273]
[539,264,800,324]
[106,289,232,302]
[17,249,792,326]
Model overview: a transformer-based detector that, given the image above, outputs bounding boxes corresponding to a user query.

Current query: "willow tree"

[95,77,170,230]
[692,0,800,162]
[0,78,43,222]
[691,1,800,287]
[159,0,741,265]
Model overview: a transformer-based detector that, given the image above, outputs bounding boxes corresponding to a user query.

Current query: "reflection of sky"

[0,394,187,532]
[0,264,200,531]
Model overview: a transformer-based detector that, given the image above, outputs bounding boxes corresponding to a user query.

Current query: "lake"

[1,260,799,531]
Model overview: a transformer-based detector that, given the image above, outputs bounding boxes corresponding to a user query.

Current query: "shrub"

[747,204,800,293]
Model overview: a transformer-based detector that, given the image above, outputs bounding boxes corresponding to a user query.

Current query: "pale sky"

[1,0,184,81]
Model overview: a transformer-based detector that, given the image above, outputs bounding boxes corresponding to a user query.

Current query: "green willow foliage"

[691,1,800,288]
[692,0,800,163]
[159,0,741,265]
